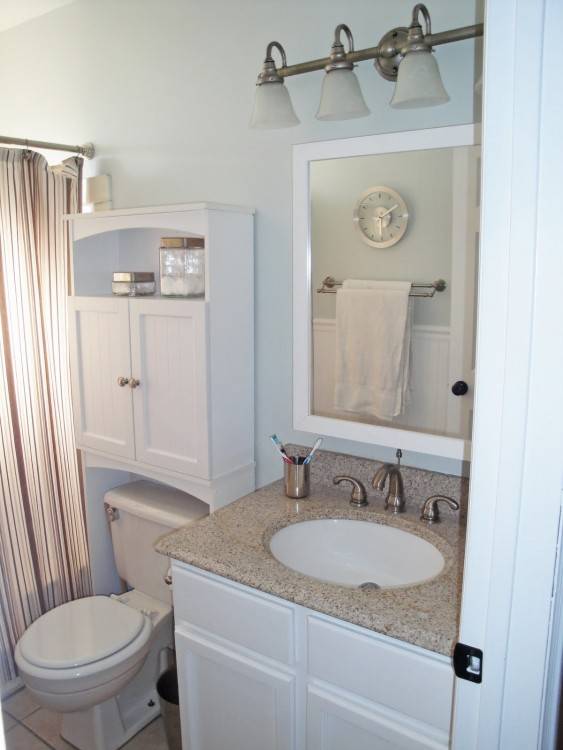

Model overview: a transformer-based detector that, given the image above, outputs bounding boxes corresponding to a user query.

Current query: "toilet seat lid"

[19,596,146,669]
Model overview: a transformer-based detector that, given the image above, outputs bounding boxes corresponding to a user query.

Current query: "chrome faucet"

[372,449,405,514]
[333,476,368,507]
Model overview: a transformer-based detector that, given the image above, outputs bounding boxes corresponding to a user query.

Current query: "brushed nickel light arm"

[265,5,483,83]
[256,41,288,85]
[325,24,356,72]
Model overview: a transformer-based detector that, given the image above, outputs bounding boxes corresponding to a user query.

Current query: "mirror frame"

[293,123,481,462]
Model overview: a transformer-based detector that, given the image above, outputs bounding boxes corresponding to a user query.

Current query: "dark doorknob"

[451,381,469,396]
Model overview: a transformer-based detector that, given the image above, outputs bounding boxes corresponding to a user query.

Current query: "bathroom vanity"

[157,451,466,750]
[172,564,452,750]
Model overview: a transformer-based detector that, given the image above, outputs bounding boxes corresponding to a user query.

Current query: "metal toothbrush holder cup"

[284,458,310,499]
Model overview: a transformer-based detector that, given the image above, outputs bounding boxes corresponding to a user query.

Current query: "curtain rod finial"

[81,143,95,159]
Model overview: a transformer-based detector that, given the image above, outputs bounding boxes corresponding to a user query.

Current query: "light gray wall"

[0,0,481,482]
[311,148,453,327]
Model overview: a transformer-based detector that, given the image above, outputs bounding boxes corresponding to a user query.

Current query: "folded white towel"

[334,279,412,419]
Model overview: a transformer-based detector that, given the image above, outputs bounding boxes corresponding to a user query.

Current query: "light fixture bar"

[277,22,483,80]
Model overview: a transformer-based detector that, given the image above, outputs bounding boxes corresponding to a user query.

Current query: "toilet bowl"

[14,480,209,750]
[15,596,154,713]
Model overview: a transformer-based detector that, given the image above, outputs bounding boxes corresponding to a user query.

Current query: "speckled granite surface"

[156,448,468,657]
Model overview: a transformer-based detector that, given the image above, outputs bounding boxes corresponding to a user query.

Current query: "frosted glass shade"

[316,68,370,121]
[250,82,299,129]
[390,50,449,109]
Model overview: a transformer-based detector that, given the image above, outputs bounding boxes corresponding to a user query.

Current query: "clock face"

[353,186,409,248]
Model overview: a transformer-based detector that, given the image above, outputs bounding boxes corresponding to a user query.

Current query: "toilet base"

[61,693,160,750]
[61,601,173,750]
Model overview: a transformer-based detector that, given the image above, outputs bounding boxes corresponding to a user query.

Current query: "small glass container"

[112,271,155,296]
[160,237,205,298]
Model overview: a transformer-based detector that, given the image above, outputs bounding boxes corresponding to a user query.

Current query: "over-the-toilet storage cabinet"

[66,203,254,511]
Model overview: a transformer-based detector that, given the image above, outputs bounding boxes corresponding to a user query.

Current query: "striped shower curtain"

[0,149,92,684]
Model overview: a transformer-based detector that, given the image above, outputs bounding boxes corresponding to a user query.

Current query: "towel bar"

[316,276,447,298]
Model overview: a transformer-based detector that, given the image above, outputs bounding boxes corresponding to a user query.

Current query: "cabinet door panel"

[308,616,453,733]
[176,628,296,750]
[173,565,295,665]
[68,297,134,457]
[129,299,209,476]
[307,686,447,750]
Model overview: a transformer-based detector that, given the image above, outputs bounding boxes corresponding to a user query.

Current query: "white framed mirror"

[293,124,480,462]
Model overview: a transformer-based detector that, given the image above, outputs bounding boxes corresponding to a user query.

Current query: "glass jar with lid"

[159,237,205,297]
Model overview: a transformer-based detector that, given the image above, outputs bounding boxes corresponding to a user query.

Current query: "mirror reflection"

[310,145,480,441]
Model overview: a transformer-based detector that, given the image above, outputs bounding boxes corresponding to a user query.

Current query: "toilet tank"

[105,480,208,603]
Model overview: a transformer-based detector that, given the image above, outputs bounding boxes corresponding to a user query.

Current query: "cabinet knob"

[129,378,141,389]
[117,376,129,387]
[451,380,469,396]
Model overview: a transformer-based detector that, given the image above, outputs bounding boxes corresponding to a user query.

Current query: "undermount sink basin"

[269,519,444,589]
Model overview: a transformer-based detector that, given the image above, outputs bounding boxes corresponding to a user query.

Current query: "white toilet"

[15,480,208,750]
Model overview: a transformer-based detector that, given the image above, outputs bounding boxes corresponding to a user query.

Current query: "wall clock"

[353,186,409,248]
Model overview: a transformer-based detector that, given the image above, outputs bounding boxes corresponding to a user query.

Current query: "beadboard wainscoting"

[313,318,456,436]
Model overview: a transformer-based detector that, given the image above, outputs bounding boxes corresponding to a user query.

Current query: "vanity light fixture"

[250,3,483,128]
[250,41,300,129]
[390,4,449,109]
[316,24,370,121]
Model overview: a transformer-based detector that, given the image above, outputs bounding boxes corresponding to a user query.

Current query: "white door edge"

[451,0,563,747]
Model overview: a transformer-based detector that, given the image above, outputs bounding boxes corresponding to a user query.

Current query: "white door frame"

[452,0,563,747]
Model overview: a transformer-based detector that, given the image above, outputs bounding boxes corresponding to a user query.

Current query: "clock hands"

[379,203,399,219]
[373,215,383,240]
[373,203,398,240]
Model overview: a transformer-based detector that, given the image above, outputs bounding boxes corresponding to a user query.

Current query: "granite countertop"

[156,451,467,657]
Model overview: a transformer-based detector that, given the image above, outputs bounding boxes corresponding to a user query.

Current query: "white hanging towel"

[334,279,413,419]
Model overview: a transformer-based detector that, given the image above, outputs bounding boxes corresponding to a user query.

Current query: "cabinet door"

[176,628,296,750]
[129,299,209,476]
[307,686,448,750]
[68,297,134,457]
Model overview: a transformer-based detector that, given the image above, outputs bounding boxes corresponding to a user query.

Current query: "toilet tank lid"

[105,480,209,529]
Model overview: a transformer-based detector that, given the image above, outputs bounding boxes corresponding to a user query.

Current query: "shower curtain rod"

[0,136,95,159]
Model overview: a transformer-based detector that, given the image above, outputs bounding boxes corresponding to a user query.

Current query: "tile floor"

[2,688,168,749]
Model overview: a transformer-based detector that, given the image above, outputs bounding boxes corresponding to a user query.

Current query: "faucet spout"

[372,464,392,491]
[386,467,405,513]
[371,461,405,513]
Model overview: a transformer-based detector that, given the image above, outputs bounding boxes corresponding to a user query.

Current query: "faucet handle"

[420,495,460,524]
[333,476,368,508]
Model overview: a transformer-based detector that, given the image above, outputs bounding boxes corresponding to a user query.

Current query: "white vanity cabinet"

[172,562,454,750]
[66,203,254,510]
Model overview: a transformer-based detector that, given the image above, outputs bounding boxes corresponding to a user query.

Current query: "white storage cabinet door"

[68,297,134,458]
[129,299,209,476]
[307,685,448,750]
[176,628,296,750]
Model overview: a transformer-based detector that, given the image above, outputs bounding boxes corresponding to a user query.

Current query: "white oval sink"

[269,519,444,588]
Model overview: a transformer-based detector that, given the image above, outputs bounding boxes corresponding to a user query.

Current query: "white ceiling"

[0,0,76,32]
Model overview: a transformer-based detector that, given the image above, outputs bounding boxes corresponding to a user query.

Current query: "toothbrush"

[304,437,323,464]
[270,434,294,464]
